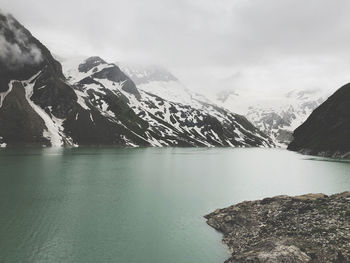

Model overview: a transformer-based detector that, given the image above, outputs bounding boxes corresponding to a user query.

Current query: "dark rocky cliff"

[288,83,350,158]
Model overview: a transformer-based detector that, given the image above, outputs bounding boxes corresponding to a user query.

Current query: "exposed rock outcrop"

[205,192,350,262]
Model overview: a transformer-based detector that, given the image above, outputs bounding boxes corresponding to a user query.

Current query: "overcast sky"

[3,0,350,94]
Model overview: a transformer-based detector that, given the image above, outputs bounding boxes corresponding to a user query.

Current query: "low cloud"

[0,11,42,69]
[2,1,350,93]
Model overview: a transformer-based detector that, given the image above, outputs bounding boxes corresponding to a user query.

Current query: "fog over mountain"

[2,0,350,94]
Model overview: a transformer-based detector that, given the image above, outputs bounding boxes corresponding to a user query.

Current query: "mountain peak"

[0,11,65,94]
[78,56,107,73]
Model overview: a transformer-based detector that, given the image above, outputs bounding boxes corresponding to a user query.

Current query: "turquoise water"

[0,148,349,263]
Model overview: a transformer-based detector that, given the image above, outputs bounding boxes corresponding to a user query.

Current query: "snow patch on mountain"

[0,81,14,108]
[213,88,329,146]
[22,71,74,147]
[61,57,274,148]
[0,13,274,148]
[61,56,113,84]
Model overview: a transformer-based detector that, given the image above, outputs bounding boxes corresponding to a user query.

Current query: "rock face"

[205,192,350,263]
[0,12,274,148]
[288,83,350,158]
[0,12,77,146]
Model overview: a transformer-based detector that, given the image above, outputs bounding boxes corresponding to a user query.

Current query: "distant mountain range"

[214,87,328,146]
[0,12,273,148]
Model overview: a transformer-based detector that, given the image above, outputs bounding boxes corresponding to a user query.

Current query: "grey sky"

[2,0,350,94]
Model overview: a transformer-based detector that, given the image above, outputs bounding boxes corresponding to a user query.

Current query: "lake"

[0,148,349,263]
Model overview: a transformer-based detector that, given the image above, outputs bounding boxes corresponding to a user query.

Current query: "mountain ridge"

[0,12,274,148]
[213,87,328,146]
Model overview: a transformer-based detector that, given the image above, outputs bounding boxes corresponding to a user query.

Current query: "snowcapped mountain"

[0,12,274,148]
[214,88,328,146]
[60,57,274,147]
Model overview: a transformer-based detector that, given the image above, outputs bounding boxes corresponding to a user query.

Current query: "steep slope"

[288,83,350,158]
[0,12,274,148]
[62,57,275,147]
[0,13,147,147]
[214,88,327,146]
[0,11,77,146]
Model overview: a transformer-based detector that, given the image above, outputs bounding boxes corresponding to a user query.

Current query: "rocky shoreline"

[299,149,350,159]
[205,192,350,262]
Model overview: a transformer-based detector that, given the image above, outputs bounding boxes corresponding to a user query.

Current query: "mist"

[0,12,42,69]
[2,0,350,93]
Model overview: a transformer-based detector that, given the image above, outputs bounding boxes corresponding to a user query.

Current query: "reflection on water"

[0,148,349,263]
